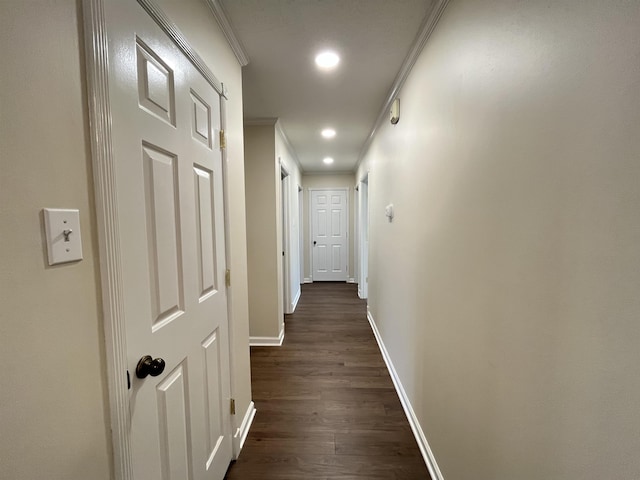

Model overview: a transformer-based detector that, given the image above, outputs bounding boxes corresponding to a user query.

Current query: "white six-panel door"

[311,189,348,281]
[104,1,233,478]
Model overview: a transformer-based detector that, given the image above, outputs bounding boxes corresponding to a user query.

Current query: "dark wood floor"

[224,282,431,480]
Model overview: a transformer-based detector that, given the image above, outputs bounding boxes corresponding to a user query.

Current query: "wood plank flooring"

[224,282,431,479]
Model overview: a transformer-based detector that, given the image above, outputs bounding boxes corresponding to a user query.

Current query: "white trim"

[367,310,444,480]
[232,401,256,457]
[291,287,301,311]
[220,81,243,464]
[244,117,278,126]
[244,118,303,173]
[298,185,304,285]
[347,277,356,284]
[250,328,285,347]
[204,0,249,66]
[275,120,303,173]
[280,167,292,315]
[303,170,355,176]
[303,278,313,284]
[356,0,450,168]
[83,1,133,478]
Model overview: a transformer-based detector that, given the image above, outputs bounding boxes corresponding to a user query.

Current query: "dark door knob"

[136,355,166,379]
[313,241,317,246]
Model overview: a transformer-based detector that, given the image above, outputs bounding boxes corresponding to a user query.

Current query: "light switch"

[43,208,83,265]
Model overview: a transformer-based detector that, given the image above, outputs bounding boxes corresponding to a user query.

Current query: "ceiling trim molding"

[275,120,304,173]
[302,170,356,176]
[204,0,250,66]
[244,117,278,126]
[355,0,451,170]
[244,118,304,172]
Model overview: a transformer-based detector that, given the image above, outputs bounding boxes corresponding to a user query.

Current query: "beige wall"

[358,0,640,478]
[0,1,253,477]
[0,2,112,478]
[244,125,280,338]
[244,122,302,338]
[302,174,356,281]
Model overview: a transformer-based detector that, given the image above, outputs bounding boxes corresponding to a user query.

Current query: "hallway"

[225,283,430,479]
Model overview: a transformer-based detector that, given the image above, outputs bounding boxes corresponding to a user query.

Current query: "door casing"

[358,176,369,299]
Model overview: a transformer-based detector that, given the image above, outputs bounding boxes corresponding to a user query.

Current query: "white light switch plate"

[43,208,83,265]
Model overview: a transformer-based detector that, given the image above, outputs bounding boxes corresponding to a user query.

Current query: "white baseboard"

[367,310,444,480]
[303,277,313,284]
[347,277,356,283]
[250,327,285,346]
[291,287,301,312]
[232,400,256,458]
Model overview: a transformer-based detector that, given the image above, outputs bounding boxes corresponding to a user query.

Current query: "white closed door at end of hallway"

[104,1,233,479]
[311,189,348,281]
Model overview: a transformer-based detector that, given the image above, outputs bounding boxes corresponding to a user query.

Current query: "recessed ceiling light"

[321,128,336,139]
[323,157,334,165]
[315,51,340,70]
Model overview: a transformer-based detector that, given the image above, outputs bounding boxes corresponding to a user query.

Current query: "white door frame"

[83,1,236,477]
[309,187,350,282]
[280,163,291,314]
[298,185,304,285]
[358,175,369,299]
[354,183,359,286]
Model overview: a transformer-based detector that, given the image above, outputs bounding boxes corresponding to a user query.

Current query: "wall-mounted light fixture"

[390,98,400,125]
[385,204,394,222]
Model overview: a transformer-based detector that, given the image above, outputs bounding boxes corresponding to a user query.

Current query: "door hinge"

[230,398,236,415]
[225,269,231,287]
[219,129,226,149]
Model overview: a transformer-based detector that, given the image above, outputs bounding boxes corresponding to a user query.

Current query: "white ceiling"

[219,0,437,173]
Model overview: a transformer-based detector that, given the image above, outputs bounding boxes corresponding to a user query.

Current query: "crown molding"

[244,118,304,172]
[302,170,356,176]
[205,0,250,66]
[244,117,278,126]
[356,0,450,170]
[275,120,303,173]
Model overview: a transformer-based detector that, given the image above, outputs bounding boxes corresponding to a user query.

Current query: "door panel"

[331,207,342,237]
[105,1,233,478]
[202,330,224,469]
[311,189,348,281]
[332,244,342,271]
[157,364,191,480]
[142,144,184,329]
[194,166,217,299]
[136,38,176,126]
